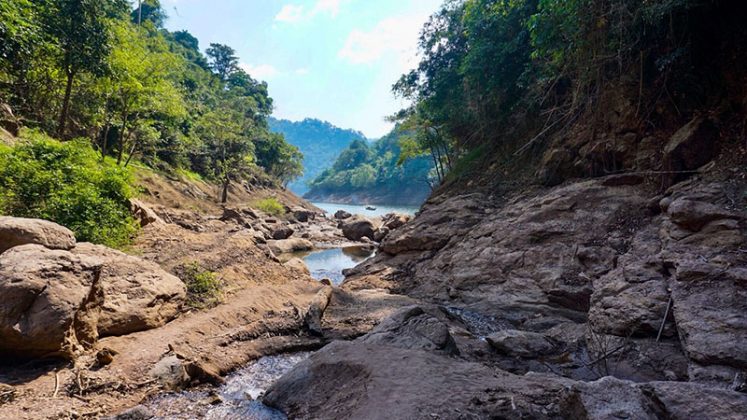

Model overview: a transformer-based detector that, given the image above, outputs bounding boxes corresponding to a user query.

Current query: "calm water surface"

[311,202,419,217]
[293,246,375,285]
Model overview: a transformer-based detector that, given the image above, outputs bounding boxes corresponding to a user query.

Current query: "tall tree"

[46,0,118,137]
[206,43,239,82]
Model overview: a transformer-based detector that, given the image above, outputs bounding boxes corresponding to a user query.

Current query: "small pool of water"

[293,246,375,285]
[311,202,419,217]
[144,353,311,419]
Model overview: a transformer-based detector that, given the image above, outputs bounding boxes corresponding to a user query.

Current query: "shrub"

[254,197,285,216]
[181,261,222,309]
[0,130,138,248]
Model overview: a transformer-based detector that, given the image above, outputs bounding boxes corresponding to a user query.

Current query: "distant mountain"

[304,129,433,206]
[269,117,367,195]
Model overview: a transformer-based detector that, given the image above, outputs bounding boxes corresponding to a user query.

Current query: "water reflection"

[296,246,375,285]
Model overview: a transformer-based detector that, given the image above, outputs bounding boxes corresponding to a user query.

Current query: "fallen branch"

[656,296,674,343]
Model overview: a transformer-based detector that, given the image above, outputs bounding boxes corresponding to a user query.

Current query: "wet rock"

[341,216,376,241]
[271,226,294,240]
[334,210,352,220]
[0,216,76,254]
[486,329,557,357]
[267,238,314,254]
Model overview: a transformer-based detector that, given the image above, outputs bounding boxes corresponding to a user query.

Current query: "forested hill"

[0,0,302,246]
[304,129,433,206]
[268,117,365,195]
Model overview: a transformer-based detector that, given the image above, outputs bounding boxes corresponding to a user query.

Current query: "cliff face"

[262,16,747,417]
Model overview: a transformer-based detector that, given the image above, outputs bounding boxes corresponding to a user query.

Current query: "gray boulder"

[341,216,376,241]
[271,226,294,240]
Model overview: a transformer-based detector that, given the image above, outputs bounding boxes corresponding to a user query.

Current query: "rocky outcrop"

[271,226,294,240]
[0,223,186,359]
[130,199,163,227]
[0,216,76,254]
[334,210,352,220]
[662,116,720,186]
[340,216,376,241]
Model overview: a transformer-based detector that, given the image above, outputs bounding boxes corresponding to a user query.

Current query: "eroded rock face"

[0,216,76,254]
[0,242,186,359]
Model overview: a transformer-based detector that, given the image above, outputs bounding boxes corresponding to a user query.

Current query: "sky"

[160,0,443,138]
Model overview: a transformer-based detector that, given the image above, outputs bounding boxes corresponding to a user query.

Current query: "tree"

[131,0,166,28]
[45,0,124,137]
[255,132,303,186]
[206,43,239,82]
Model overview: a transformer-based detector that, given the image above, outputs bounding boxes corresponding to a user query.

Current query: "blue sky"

[160,0,443,138]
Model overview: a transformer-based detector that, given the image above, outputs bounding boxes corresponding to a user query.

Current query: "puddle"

[295,246,375,284]
[144,353,310,419]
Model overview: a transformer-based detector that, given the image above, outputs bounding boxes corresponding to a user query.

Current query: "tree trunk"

[221,176,230,203]
[124,139,139,167]
[116,116,129,165]
[100,123,110,160]
[57,69,75,138]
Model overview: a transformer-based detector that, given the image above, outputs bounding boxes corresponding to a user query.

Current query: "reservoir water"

[311,202,419,217]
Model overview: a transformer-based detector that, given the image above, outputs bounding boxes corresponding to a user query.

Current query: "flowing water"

[311,201,419,217]
[145,353,311,419]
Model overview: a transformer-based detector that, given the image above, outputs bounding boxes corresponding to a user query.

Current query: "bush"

[0,130,138,248]
[253,197,285,216]
[181,261,222,309]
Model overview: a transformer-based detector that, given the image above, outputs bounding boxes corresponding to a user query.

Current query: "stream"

[145,245,374,418]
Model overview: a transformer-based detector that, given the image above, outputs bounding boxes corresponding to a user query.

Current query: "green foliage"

[0,0,301,200]
[0,130,137,247]
[268,117,366,195]
[307,128,433,205]
[253,197,286,216]
[181,261,222,309]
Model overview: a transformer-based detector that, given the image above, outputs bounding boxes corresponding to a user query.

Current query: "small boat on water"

[365,206,377,211]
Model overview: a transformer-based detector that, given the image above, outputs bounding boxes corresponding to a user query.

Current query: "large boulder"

[267,238,314,254]
[271,226,294,240]
[291,207,316,223]
[0,216,76,254]
[341,216,376,241]
[130,199,163,227]
[334,210,352,220]
[486,329,557,357]
[284,257,310,275]
[662,116,719,186]
[0,243,186,358]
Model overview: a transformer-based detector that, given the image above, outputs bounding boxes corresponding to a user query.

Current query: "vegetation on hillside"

[392,0,739,187]
[0,0,302,201]
[305,129,433,206]
[268,117,366,195]
[0,130,137,247]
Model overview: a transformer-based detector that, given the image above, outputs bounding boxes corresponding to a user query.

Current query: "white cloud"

[338,12,428,71]
[275,0,344,24]
[312,0,342,17]
[275,4,305,23]
[239,63,279,80]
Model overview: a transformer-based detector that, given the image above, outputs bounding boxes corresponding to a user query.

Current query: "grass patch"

[176,167,204,182]
[180,261,222,309]
[253,197,285,216]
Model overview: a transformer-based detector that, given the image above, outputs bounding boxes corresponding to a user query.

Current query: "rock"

[0,384,16,405]
[271,226,294,240]
[220,208,247,225]
[0,216,76,254]
[284,257,310,275]
[150,355,189,390]
[291,207,316,223]
[130,199,163,227]
[361,306,458,355]
[666,198,740,231]
[341,216,376,241]
[662,116,719,186]
[303,286,333,336]
[73,243,186,337]
[96,347,118,366]
[373,226,390,242]
[334,210,352,220]
[319,278,332,286]
[562,377,659,420]
[486,329,557,357]
[267,238,314,254]
[0,243,186,359]
[601,173,644,187]
[111,405,154,420]
[184,360,225,386]
[381,213,411,230]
